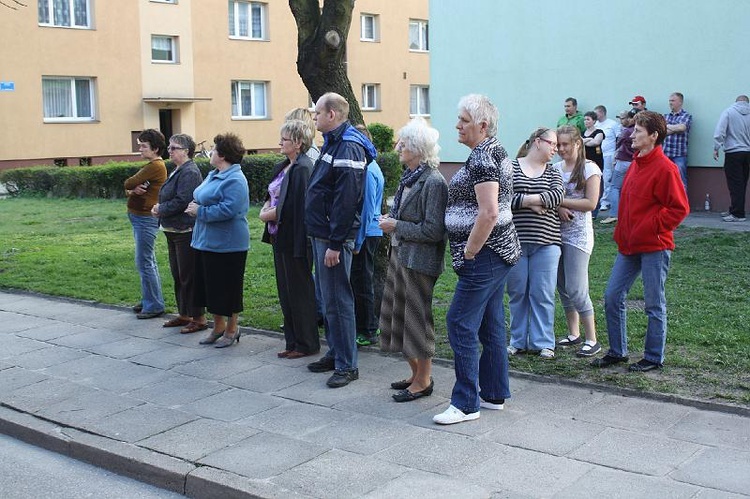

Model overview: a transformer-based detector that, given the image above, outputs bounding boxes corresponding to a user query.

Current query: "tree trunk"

[289,0,364,125]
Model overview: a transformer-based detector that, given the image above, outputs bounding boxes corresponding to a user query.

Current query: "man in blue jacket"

[305,92,377,388]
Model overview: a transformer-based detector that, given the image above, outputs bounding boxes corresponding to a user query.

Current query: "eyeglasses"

[167,146,186,151]
[538,137,558,149]
[279,137,293,143]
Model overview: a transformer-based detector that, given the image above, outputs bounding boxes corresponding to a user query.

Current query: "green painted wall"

[430,0,749,167]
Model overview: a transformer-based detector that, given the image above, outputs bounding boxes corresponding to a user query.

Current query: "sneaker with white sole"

[433,404,480,425]
[723,214,746,222]
[576,342,602,357]
[720,211,730,217]
[539,348,555,359]
[507,345,525,355]
[600,217,618,224]
[479,398,505,410]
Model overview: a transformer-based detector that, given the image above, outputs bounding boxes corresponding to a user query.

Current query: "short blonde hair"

[281,119,313,154]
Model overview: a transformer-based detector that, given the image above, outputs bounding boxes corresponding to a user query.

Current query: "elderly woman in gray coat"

[379,118,448,403]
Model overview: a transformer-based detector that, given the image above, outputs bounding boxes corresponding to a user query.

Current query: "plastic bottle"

[704,194,711,211]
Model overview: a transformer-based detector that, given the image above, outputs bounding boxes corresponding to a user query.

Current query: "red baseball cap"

[629,95,646,105]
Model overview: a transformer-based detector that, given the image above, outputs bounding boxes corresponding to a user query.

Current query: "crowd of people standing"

[126,86,744,425]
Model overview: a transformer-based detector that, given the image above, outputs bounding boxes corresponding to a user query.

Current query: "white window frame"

[360,14,379,42]
[151,35,179,63]
[38,0,91,29]
[150,0,177,3]
[409,19,429,52]
[42,76,96,123]
[231,80,268,119]
[361,84,379,111]
[229,1,268,41]
[410,85,430,117]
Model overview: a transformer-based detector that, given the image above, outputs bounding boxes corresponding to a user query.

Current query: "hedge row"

[0,151,402,204]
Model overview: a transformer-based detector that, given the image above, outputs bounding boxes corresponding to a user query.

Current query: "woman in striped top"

[507,127,564,359]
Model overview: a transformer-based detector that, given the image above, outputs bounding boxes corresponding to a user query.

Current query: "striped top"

[510,159,564,246]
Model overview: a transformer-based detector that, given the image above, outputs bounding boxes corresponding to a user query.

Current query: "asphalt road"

[0,434,183,499]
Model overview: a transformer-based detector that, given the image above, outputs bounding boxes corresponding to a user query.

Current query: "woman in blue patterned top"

[433,94,520,426]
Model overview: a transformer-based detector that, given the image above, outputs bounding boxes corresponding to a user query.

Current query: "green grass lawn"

[1,197,748,406]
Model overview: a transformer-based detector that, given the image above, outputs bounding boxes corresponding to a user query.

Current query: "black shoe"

[307,356,335,373]
[136,310,165,319]
[132,303,143,313]
[628,359,662,372]
[327,369,359,388]
[392,379,434,402]
[590,354,629,368]
[391,379,412,390]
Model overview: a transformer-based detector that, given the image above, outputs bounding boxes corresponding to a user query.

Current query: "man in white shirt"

[595,105,618,211]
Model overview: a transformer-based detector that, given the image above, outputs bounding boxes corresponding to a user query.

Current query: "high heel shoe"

[214,330,241,348]
[199,330,225,345]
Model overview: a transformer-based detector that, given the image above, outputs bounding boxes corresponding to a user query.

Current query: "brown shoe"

[164,317,191,328]
[286,351,313,359]
[277,350,292,358]
[180,321,209,334]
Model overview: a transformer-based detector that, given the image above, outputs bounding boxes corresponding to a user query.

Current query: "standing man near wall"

[305,92,377,388]
[557,97,585,134]
[714,95,750,222]
[663,92,693,192]
[595,105,618,211]
[629,95,647,112]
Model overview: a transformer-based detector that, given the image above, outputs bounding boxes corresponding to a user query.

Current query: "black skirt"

[194,249,247,316]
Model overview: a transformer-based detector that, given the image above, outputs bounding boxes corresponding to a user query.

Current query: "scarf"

[391,164,427,219]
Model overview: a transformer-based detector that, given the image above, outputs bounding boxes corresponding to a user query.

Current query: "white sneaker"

[479,398,504,410]
[723,214,746,222]
[599,204,610,212]
[433,405,480,425]
[539,348,555,359]
[507,345,524,355]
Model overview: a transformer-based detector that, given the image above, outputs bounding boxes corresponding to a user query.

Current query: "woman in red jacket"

[591,111,689,372]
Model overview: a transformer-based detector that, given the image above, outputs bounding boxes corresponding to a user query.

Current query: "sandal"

[180,321,209,334]
[557,335,582,346]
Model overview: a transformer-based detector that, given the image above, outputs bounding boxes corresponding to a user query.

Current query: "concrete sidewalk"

[0,291,748,498]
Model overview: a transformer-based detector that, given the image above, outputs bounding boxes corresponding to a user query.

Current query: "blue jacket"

[305,122,377,251]
[354,159,384,251]
[190,164,250,253]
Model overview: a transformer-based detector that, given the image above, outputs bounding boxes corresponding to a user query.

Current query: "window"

[150,0,176,3]
[231,81,267,119]
[38,0,91,28]
[409,20,429,51]
[152,36,178,63]
[229,1,267,40]
[410,85,430,117]
[361,84,379,111]
[360,14,379,42]
[42,77,96,122]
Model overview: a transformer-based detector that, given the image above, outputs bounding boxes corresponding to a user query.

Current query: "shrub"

[367,122,395,153]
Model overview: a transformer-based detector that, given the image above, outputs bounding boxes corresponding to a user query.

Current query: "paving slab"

[198,432,328,479]
[46,328,131,349]
[554,467,699,499]
[8,345,89,370]
[272,449,408,499]
[0,335,49,358]
[671,447,750,495]
[574,393,693,433]
[224,363,314,393]
[36,390,144,426]
[171,354,263,380]
[0,366,48,392]
[128,343,221,369]
[568,427,704,476]
[12,320,89,341]
[360,470,494,499]
[182,388,282,421]
[80,403,197,443]
[126,374,228,407]
[665,410,750,450]
[239,401,351,438]
[85,336,165,359]
[2,377,94,414]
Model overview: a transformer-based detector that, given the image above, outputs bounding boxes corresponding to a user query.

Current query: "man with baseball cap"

[629,95,647,111]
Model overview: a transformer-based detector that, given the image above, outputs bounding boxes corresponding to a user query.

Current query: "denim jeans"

[446,248,513,414]
[600,153,615,206]
[508,243,561,351]
[311,237,357,371]
[670,155,688,193]
[604,250,672,364]
[129,213,164,313]
[608,160,631,216]
[351,236,381,336]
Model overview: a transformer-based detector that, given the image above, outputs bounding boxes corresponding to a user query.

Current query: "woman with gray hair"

[433,94,520,425]
[379,117,448,402]
[260,119,320,359]
[151,133,207,333]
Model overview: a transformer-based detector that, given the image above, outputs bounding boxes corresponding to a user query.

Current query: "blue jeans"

[129,213,164,313]
[604,250,672,364]
[670,155,688,193]
[508,243,560,351]
[311,237,357,371]
[447,248,513,414]
[609,160,631,216]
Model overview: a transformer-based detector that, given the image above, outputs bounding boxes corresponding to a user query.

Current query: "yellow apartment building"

[0,0,429,169]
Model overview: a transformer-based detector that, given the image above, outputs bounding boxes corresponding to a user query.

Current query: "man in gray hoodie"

[714,95,750,222]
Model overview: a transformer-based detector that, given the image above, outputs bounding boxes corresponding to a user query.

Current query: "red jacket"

[614,146,689,255]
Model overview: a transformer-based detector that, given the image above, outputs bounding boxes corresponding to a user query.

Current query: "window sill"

[38,24,92,30]
[231,116,269,121]
[409,49,429,53]
[229,36,269,42]
[151,60,180,64]
[360,38,380,43]
[44,119,99,124]
[409,114,431,118]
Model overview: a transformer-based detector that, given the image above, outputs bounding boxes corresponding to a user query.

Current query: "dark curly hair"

[213,132,245,165]
[137,129,167,156]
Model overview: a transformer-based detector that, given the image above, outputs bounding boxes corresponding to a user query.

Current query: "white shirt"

[552,160,601,254]
[597,118,618,155]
